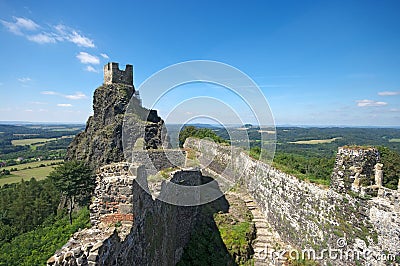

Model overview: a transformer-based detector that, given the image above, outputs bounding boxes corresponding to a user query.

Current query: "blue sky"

[0,0,399,126]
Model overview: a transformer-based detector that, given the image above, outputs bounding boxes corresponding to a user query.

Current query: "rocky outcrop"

[48,163,201,266]
[66,83,168,169]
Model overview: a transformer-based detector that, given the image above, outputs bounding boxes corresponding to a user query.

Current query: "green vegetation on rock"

[179,126,229,148]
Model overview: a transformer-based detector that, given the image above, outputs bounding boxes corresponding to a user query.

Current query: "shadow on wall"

[178,175,238,266]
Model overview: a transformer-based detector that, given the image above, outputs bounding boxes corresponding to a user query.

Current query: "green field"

[11,138,57,146]
[0,160,63,186]
[289,137,341,145]
[2,160,63,171]
[0,165,59,186]
[389,138,400,143]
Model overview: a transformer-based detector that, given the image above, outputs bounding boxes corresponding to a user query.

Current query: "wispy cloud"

[27,32,57,44]
[1,17,95,48]
[76,52,99,64]
[85,66,98,73]
[41,90,87,100]
[64,92,87,100]
[0,17,39,35]
[378,91,400,96]
[356,99,388,107]
[41,91,57,95]
[57,103,72,107]
[30,101,48,105]
[100,53,109,59]
[18,77,31,83]
[68,31,94,47]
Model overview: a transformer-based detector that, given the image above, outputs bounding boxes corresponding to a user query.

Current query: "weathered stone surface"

[47,163,201,266]
[330,146,379,193]
[185,138,400,266]
[66,63,169,169]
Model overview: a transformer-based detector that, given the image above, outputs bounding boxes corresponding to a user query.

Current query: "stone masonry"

[185,138,400,266]
[47,163,201,266]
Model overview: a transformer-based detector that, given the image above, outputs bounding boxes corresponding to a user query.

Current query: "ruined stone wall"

[47,163,200,266]
[104,62,133,86]
[128,149,186,175]
[184,138,400,265]
[330,147,380,193]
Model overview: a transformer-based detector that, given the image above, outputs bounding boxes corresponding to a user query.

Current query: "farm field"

[0,164,60,186]
[289,137,341,144]
[11,138,57,146]
[2,159,63,171]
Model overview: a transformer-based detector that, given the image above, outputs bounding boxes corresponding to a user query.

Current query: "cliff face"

[66,83,167,169]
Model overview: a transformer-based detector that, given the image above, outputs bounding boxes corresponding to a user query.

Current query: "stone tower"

[330,146,379,193]
[103,62,133,86]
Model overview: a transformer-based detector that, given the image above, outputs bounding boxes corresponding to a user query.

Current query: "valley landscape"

[1,1,400,266]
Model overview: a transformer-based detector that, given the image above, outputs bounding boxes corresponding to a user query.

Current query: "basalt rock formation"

[66,63,168,169]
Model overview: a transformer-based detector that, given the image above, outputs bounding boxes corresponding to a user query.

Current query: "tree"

[378,146,400,190]
[48,161,95,224]
[179,126,228,147]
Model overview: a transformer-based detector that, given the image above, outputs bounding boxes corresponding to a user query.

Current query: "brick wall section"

[89,162,141,226]
[47,162,201,266]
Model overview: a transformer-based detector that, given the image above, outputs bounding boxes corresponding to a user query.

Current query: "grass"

[389,138,400,143]
[0,160,62,186]
[2,160,63,171]
[289,137,341,145]
[272,161,330,187]
[11,138,57,146]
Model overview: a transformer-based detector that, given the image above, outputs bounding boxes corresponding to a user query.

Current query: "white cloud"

[64,92,87,100]
[18,77,31,83]
[356,99,388,107]
[1,18,95,48]
[41,91,57,95]
[85,66,98,73]
[27,32,57,44]
[68,31,95,48]
[57,103,72,107]
[100,53,109,59]
[76,52,99,64]
[0,17,39,35]
[25,109,33,112]
[30,101,48,105]
[41,90,86,100]
[378,91,400,96]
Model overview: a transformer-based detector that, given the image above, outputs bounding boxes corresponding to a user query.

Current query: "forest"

[0,124,399,264]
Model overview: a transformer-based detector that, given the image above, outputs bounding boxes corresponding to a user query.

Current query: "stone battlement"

[103,62,133,86]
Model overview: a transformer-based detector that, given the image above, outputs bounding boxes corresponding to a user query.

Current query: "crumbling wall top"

[103,62,133,86]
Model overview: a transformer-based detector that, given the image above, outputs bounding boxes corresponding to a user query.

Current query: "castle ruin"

[103,62,133,86]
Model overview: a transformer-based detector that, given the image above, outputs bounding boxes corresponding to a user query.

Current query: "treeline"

[179,126,229,147]
[187,125,400,188]
[0,124,83,161]
[0,161,95,265]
